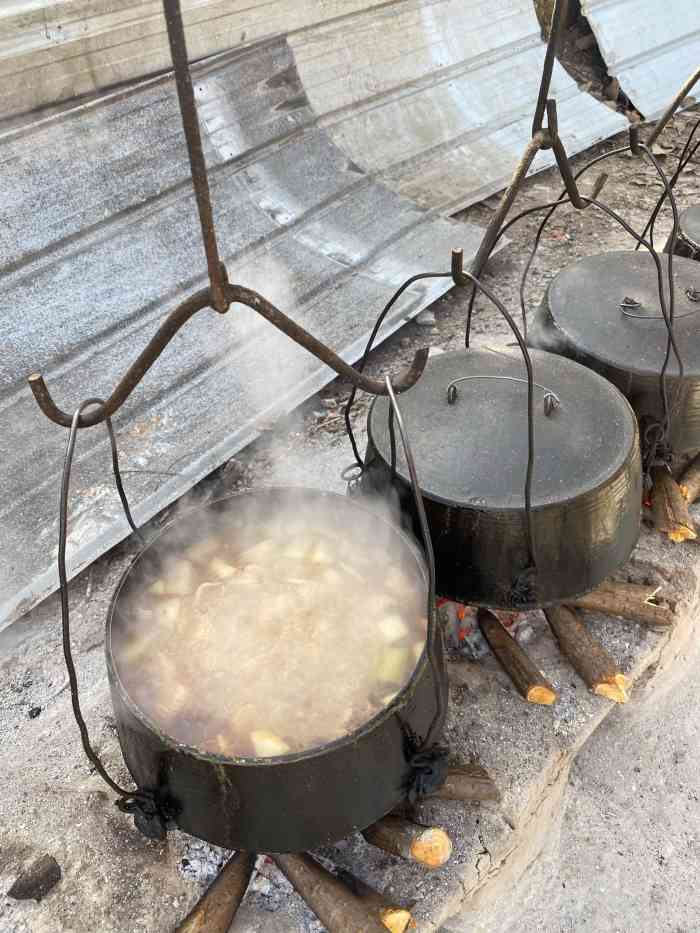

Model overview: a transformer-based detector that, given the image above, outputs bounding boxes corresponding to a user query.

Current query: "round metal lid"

[367,348,637,509]
[546,250,700,378]
[679,205,700,250]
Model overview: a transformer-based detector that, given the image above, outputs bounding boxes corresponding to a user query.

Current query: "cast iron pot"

[528,250,700,452]
[106,487,445,853]
[362,348,642,609]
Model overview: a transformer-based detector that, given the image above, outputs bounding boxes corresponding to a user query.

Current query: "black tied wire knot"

[508,564,538,609]
[402,728,450,805]
[642,420,673,491]
[116,790,176,841]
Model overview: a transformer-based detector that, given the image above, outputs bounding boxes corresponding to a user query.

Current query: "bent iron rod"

[28,278,430,429]
[646,66,700,148]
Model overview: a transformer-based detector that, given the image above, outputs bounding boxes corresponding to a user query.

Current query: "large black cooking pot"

[528,250,700,452]
[106,487,445,853]
[362,348,642,609]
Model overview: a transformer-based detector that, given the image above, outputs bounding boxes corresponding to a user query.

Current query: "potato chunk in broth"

[114,498,427,758]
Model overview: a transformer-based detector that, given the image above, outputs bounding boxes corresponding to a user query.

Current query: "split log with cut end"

[477,608,557,705]
[335,868,414,933]
[545,605,629,704]
[175,851,256,933]
[572,581,674,629]
[651,467,696,542]
[679,451,700,504]
[363,815,452,869]
[273,854,387,933]
[432,764,500,803]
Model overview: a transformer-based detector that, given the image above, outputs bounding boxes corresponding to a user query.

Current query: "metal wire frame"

[57,399,165,832]
[344,250,542,590]
[638,116,700,252]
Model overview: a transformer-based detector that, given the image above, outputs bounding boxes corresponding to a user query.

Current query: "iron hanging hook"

[27,283,430,429]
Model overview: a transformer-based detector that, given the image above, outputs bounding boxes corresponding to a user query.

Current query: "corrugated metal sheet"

[1,1,627,212]
[0,2,629,629]
[582,0,700,119]
[0,41,484,631]
[290,0,628,212]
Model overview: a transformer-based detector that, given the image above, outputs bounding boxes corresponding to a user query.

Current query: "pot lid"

[367,348,637,509]
[679,205,700,250]
[545,250,700,379]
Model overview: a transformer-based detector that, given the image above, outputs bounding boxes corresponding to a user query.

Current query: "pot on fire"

[106,487,446,853]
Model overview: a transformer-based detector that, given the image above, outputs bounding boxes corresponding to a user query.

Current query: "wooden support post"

[175,851,255,933]
[544,605,629,704]
[651,467,696,542]
[477,608,557,705]
[363,815,452,869]
[272,854,388,933]
[571,581,674,629]
[679,452,700,505]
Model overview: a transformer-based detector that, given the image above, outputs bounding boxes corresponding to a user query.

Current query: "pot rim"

[105,485,434,769]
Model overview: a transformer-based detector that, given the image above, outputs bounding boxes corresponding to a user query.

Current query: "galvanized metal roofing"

[582,0,700,119]
[0,2,630,629]
[2,1,627,211]
[0,39,483,630]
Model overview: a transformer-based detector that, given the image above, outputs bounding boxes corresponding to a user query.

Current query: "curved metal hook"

[28,279,429,429]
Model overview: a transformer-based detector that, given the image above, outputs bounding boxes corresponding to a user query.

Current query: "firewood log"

[651,467,696,542]
[477,608,557,705]
[679,451,700,504]
[363,815,452,868]
[174,851,255,933]
[273,853,387,933]
[545,605,628,704]
[334,868,414,933]
[571,581,674,629]
[432,763,500,803]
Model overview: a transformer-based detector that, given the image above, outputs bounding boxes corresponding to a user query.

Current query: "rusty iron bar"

[647,66,700,148]
[28,275,429,429]
[162,0,228,313]
[470,0,605,276]
[532,0,569,140]
[469,132,546,277]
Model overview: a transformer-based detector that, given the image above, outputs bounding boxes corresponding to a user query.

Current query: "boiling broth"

[114,498,427,758]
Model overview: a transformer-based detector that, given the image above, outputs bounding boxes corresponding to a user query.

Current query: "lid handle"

[446,375,560,417]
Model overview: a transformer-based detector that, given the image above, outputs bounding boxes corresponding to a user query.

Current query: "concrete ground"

[499,639,700,933]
